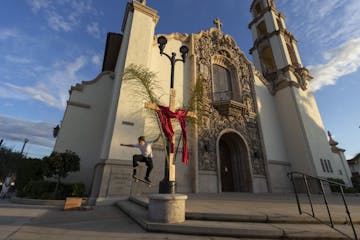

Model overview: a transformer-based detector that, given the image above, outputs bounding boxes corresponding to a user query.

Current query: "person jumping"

[121,134,161,183]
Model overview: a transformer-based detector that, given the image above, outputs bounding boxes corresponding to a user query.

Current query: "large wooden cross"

[145,88,196,184]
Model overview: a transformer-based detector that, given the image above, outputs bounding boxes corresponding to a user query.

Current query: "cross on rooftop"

[213,18,223,31]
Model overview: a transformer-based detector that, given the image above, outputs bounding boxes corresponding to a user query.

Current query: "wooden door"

[220,140,234,192]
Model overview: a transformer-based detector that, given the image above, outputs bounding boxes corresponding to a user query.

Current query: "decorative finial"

[327,130,339,146]
[327,131,332,138]
[139,0,146,5]
[213,18,223,31]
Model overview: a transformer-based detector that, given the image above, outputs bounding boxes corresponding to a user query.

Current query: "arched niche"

[259,46,277,74]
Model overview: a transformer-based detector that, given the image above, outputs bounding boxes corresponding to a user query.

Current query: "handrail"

[291,171,348,187]
[289,171,358,240]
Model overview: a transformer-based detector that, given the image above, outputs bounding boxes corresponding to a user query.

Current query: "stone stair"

[116,196,359,239]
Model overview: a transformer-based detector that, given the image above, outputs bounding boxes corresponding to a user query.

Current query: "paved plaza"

[1,193,359,240]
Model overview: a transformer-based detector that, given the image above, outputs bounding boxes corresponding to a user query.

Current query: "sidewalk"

[1,193,359,240]
[0,199,244,240]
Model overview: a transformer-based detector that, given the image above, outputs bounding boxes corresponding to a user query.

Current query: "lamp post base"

[148,194,187,223]
[159,179,175,194]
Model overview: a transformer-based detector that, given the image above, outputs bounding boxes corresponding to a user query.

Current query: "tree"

[42,150,80,198]
[0,146,26,180]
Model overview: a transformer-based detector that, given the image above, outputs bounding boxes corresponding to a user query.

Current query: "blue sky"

[0,0,359,159]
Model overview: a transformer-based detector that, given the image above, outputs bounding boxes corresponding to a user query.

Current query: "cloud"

[309,38,360,91]
[86,22,101,39]
[276,0,360,91]
[4,55,32,64]
[0,28,19,40]
[0,56,87,110]
[91,54,102,67]
[47,11,72,32]
[27,0,99,33]
[3,82,59,108]
[0,115,55,148]
[277,0,359,47]
[27,0,49,13]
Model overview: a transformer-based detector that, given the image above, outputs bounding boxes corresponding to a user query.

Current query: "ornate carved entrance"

[195,23,268,193]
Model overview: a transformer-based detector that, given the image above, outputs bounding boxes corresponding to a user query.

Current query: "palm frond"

[121,64,163,104]
[185,77,205,126]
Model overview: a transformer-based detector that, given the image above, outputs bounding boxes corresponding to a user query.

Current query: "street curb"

[10,197,65,206]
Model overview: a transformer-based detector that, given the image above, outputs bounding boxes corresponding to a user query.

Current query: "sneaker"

[144,177,151,183]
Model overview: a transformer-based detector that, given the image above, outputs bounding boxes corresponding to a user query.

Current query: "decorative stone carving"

[294,67,312,90]
[194,27,266,176]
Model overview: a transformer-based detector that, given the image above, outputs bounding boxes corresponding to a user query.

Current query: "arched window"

[257,21,267,38]
[260,46,277,74]
[254,3,262,15]
[213,64,232,101]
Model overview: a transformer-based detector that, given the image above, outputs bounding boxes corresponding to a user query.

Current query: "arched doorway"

[218,131,252,192]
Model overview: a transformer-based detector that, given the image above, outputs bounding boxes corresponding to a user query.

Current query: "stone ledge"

[148,194,188,200]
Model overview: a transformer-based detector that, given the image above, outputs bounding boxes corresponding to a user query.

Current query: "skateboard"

[132,175,152,187]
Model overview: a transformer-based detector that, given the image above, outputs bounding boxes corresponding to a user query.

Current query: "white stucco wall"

[274,87,315,174]
[254,75,287,163]
[103,4,159,161]
[253,73,292,192]
[54,73,114,190]
[294,87,352,185]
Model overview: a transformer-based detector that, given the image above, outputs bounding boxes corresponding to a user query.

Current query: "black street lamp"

[20,138,29,156]
[157,36,189,89]
[157,36,189,194]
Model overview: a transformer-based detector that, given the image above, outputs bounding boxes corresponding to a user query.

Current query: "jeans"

[132,154,153,178]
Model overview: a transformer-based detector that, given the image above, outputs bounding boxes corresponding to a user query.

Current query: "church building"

[54,0,352,204]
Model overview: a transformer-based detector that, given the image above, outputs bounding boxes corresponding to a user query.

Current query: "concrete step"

[117,200,350,239]
[129,196,352,225]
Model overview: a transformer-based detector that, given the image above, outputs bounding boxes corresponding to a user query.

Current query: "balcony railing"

[213,90,232,102]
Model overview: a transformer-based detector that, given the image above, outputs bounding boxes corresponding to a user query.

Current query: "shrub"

[327,178,345,193]
[70,183,86,197]
[351,176,360,192]
[21,180,55,199]
[21,180,86,200]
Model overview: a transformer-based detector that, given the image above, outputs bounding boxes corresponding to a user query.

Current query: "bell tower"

[248,0,340,181]
[249,0,312,91]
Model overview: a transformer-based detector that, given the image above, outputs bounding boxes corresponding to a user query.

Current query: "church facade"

[54,0,352,203]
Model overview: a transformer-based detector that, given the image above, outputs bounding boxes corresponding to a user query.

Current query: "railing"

[288,171,358,240]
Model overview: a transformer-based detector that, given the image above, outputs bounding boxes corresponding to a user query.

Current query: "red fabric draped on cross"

[156,105,189,165]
